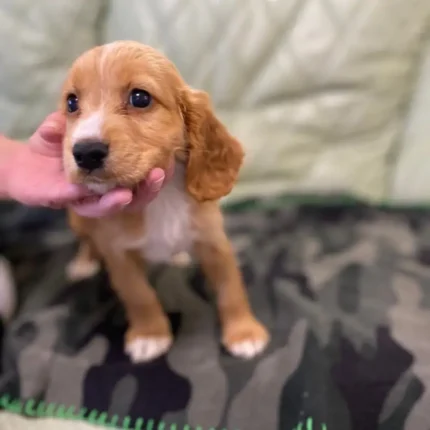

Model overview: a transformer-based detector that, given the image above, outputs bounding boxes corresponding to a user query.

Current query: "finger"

[127,168,165,210]
[30,112,66,157]
[45,201,66,210]
[38,112,66,141]
[99,188,133,209]
[52,182,94,204]
[71,166,168,215]
[70,188,133,218]
[144,168,166,203]
[164,160,175,182]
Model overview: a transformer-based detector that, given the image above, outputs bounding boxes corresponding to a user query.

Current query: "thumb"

[30,112,66,157]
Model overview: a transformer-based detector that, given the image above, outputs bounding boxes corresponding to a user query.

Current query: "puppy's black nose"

[73,141,109,171]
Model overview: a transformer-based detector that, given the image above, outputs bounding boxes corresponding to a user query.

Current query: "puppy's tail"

[0,256,16,322]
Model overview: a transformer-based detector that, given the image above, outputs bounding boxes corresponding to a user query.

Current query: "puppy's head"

[61,41,244,201]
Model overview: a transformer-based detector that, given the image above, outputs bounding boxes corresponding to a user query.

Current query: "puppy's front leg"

[103,248,172,363]
[195,235,269,360]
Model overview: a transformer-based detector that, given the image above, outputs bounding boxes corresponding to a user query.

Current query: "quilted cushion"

[0,0,429,204]
[103,0,430,204]
[391,44,430,204]
[0,0,103,140]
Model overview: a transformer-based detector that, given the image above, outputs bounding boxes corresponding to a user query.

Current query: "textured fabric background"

[1,3,430,426]
[0,1,429,203]
[0,0,102,140]
[391,43,430,203]
[2,202,430,429]
[103,0,430,204]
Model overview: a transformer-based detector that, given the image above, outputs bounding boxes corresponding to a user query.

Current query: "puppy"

[61,41,269,363]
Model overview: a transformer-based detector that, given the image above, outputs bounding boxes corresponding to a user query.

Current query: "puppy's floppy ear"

[180,88,244,202]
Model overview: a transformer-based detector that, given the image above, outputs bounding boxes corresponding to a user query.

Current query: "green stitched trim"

[293,418,328,430]
[0,393,328,429]
[0,394,239,430]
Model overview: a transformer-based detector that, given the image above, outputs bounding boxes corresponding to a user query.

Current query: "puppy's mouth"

[83,175,142,198]
[70,146,172,197]
[85,180,117,195]
[75,165,131,193]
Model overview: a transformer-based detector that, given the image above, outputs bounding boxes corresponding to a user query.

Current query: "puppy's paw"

[125,335,173,363]
[66,258,100,282]
[171,251,192,267]
[223,317,270,360]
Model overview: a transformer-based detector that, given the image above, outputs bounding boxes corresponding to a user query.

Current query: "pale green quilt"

[1,1,429,205]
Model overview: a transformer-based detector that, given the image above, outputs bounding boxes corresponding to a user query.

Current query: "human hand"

[5,112,171,217]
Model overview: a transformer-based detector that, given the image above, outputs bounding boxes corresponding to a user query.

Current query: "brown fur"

[181,89,245,201]
[63,41,269,362]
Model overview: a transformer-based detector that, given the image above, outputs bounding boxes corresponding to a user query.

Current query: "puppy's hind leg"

[66,211,101,282]
[0,256,16,322]
[66,240,101,282]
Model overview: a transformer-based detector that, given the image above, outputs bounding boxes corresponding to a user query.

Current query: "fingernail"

[42,122,61,136]
[121,198,133,208]
[40,124,62,141]
[151,176,165,193]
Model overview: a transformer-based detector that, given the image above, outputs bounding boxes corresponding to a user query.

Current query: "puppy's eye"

[129,89,152,108]
[66,94,79,113]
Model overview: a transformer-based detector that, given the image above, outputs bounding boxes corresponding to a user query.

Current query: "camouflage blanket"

[0,200,430,430]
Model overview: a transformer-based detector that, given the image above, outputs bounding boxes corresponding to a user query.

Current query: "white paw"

[66,258,100,282]
[125,336,172,363]
[229,339,268,360]
[171,252,192,267]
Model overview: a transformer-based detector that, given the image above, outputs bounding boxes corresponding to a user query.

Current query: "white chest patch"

[139,165,194,263]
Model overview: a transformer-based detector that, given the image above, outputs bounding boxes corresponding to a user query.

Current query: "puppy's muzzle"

[73,140,109,171]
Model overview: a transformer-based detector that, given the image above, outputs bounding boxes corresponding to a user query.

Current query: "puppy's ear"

[180,88,244,202]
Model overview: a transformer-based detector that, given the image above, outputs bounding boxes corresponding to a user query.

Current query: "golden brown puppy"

[61,41,269,363]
